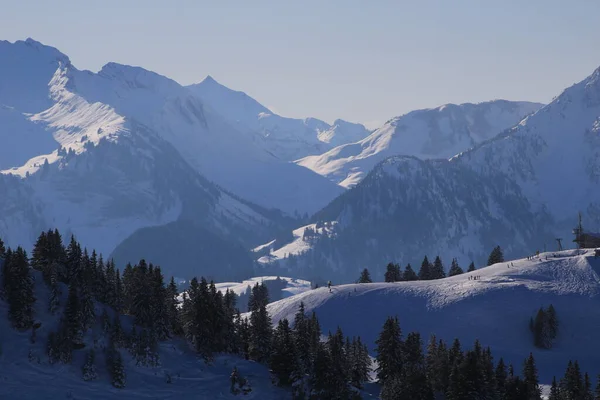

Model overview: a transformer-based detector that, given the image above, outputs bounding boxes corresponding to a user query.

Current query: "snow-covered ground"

[0,271,290,400]
[253,222,336,265]
[266,249,600,384]
[215,276,312,298]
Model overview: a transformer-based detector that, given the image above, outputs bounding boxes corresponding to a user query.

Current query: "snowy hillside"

[267,250,600,384]
[187,76,372,161]
[297,100,542,187]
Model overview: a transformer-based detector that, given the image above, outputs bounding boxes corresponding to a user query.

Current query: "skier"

[327,280,332,293]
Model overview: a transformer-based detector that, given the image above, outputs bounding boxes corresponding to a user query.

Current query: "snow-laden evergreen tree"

[230,366,252,395]
[487,245,504,266]
[403,263,418,281]
[347,336,371,390]
[430,256,446,280]
[270,318,297,386]
[82,349,98,381]
[418,256,431,280]
[448,258,464,277]
[375,316,404,383]
[111,314,125,347]
[357,268,372,283]
[4,247,35,329]
[522,353,542,400]
[107,345,126,389]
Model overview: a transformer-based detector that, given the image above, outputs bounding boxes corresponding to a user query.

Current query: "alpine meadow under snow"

[2,34,600,400]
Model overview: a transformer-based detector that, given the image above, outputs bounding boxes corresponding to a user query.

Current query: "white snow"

[265,250,600,384]
[297,100,543,187]
[214,276,312,298]
[254,222,337,265]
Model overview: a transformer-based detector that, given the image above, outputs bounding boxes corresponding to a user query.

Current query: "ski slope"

[266,250,600,384]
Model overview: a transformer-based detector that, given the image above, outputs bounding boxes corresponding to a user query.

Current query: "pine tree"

[403,263,418,281]
[0,236,5,258]
[4,247,35,329]
[585,373,594,400]
[448,258,464,276]
[546,304,558,345]
[595,373,600,400]
[64,282,83,345]
[430,256,446,280]
[400,332,434,399]
[165,277,181,335]
[467,262,476,272]
[522,353,541,400]
[374,316,404,383]
[418,256,431,280]
[249,303,272,363]
[107,346,126,388]
[549,376,560,400]
[293,302,311,375]
[358,268,372,283]
[348,336,371,389]
[560,360,583,400]
[82,349,98,381]
[384,263,401,283]
[270,318,297,386]
[496,357,507,398]
[487,245,504,266]
[310,342,334,399]
[48,262,60,314]
[65,235,82,283]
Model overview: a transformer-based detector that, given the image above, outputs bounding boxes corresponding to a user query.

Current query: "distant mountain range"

[257,65,600,281]
[7,37,597,284]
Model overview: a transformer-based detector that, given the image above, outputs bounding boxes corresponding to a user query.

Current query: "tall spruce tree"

[418,256,432,280]
[467,262,476,272]
[549,376,560,400]
[522,353,541,400]
[487,245,504,266]
[448,258,464,276]
[270,318,297,386]
[430,256,446,280]
[4,247,35,329]
[403,263,418,281]
[385,263,401,282]
[375,316,404,383]
[358,268,372,283]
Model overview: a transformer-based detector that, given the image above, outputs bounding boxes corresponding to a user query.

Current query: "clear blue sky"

[2,0,599,128]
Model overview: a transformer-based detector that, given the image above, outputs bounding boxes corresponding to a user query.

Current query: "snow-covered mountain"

[187,76,372,161]
[257,65,600,282]
[1,39,343,217]
[266,250,600,385]
[0,38,320,279]
[297,100,543,187]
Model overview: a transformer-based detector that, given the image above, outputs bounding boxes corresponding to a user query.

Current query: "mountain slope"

[187,76,372,161]
[297,100,543,187]
[267,250,600,384]
[257,65,600,281]
[0,39,306,279]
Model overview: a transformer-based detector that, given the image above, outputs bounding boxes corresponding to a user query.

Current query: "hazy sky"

[2,0,599,128]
